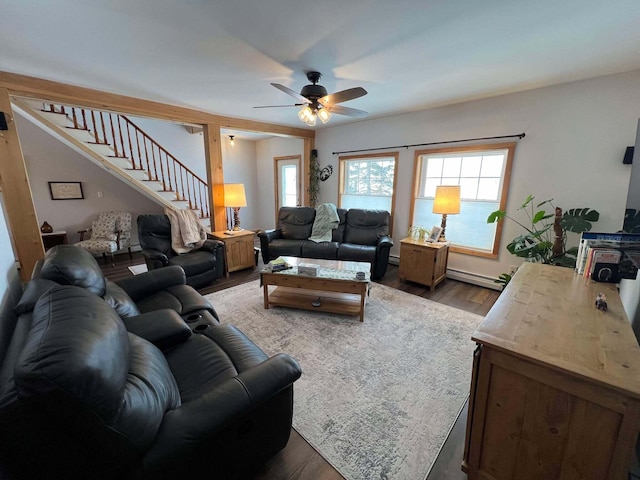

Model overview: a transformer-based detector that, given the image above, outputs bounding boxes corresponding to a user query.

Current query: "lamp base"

[232,207,242,231]
[439,214,448,242]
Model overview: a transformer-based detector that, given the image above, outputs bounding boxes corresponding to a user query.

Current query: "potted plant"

[487,195,599,287]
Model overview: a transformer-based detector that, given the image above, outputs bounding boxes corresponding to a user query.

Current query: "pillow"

[13,279,59,314]
[92,218,117,241]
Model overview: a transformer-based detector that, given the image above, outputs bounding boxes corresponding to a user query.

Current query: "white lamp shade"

[432,185,461,214]
[223,183,247,208]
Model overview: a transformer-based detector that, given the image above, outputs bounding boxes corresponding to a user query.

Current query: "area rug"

[127,264,148,275]
[205,281,482,480]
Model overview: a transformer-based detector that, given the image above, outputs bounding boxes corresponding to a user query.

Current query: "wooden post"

[203,123,224,232]
[0,88,45,280]
[303,137,315,206]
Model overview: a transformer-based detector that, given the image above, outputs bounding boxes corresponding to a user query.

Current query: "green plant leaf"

[536,198,553,207]
[487,210,506,223]
[561,208,600,233]
[532,210,547,223]
[520,195,534,209]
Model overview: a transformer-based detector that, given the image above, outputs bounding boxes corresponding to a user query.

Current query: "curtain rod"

[331,132,526,155]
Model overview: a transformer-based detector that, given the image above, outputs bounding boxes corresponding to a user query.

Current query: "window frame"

[338,152,399,234]
[410,142,516,258]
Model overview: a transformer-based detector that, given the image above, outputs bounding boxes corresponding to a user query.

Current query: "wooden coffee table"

[261,257,371,322]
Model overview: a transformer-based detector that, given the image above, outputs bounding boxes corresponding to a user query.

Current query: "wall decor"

[319,164,333,181]
[49,181,84,200]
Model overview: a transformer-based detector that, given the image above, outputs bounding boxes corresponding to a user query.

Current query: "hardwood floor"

[100,252,499,480]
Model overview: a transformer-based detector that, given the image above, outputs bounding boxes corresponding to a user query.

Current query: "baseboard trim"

[388,255,501,291]
[446,268,501,291]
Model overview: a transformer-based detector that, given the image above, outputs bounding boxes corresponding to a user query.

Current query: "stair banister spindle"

[117,116,127,159]
[135,130,147,178]
[108,114,120,157]
[90,111,100,143]
[157,146,167,191]
[80,109,88,131]
[165,151,174,192]
[152,144,164,189]
[142,137,158,182]
[126,122,137,169]
[99,112,108,144]
[71,108,79,129]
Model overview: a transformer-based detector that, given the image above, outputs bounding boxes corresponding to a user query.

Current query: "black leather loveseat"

[258,207,393,279]
[0,245,302,480]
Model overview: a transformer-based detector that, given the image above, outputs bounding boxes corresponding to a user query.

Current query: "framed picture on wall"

[48,181,84,200]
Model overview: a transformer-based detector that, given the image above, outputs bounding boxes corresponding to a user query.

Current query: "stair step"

[38,109,71,127]
[125,169,150,181]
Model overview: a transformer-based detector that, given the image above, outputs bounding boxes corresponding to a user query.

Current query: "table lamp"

[223,183,247,231]
[432,185,460,242]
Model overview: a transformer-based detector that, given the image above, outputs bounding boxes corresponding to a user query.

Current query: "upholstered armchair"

[75,211,133,266]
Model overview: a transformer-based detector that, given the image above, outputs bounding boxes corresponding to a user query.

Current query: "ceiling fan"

[255,71,368,126]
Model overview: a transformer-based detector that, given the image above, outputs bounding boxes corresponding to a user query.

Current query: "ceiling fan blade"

[253,104,305,109]
[318,87,367,106]
[326,104,368,118]
[271,83,310,104]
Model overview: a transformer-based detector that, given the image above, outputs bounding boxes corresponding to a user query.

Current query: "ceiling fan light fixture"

[298,105,316,126]
[317,108,332,124]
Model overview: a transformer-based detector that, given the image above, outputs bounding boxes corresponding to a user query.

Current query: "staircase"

[13,99,211,228]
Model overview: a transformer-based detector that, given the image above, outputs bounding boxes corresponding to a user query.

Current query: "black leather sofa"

[137,214,225,289]
[258,207,393,279]
[0,245,302,480]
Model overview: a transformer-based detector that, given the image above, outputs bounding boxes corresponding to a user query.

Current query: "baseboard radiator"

[388,255,501,291]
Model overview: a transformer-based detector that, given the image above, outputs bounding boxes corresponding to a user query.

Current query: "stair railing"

[44,104,210,220]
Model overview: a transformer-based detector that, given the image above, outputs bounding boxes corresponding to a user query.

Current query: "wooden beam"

[0,88,44,280]
[203,123,225,232]
[303,138,315,206]
[0,71,315,139]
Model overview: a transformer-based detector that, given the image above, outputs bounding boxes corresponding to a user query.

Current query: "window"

[411,143,515,258]
[339,153,398,229]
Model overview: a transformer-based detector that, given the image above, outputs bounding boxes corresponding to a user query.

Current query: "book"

[576,232,640,275]
[584,248,621,279]
[592,262,619,282]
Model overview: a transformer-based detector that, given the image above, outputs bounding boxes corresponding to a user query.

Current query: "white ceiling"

[2,0,640,133]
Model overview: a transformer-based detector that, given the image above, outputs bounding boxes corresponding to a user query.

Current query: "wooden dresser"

[463,263,640,480]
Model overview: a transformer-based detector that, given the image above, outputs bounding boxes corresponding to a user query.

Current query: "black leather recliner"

[137,214,224,289]
[258,207,394,279]
[0,246,302,480]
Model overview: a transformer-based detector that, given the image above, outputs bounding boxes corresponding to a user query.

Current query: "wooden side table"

[398,237,449,290]
[41,230,68,250]
[209,230,256,276]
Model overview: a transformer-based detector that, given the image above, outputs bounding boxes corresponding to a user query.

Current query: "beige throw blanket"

[309,203,340,243]
[165,208,206,254]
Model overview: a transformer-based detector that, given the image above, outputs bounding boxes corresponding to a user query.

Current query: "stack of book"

[575,232,640,282]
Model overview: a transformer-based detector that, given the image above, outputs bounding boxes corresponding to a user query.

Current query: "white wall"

[315,69,640,280]
[15,114,164,247]
[255,137,304,230]
[222,138,258,230]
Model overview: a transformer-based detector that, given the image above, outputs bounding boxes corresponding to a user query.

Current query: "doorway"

[274,155,301,214]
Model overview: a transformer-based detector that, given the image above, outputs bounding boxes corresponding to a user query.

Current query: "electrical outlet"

[509,265,518,276]
[97,191,103,198]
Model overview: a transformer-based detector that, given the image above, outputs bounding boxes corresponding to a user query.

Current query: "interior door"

[275,156,301,213]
